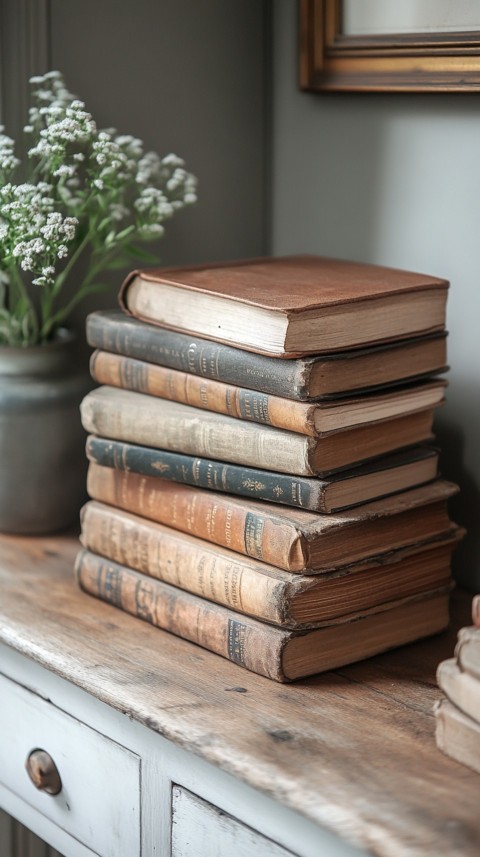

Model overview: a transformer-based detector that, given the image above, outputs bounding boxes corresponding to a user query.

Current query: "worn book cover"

[76,548,452,682]
[87,310,448,400]
[85,436,440,514]
[80,501,460,627]
[85,463,457,572]
[89,349,446,437]
[80,386,438,476]
[118,255,448,356]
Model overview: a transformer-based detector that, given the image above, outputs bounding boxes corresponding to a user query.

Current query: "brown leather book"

[118,255,448,357]
[79,501,461,627]
[85,466,457,572]
[76,548,452,681]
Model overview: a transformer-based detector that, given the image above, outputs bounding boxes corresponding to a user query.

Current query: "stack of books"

[77,255,463,682]
[435,594,480,773]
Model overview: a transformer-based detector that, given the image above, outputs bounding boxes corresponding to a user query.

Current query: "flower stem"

[8,266,39,343]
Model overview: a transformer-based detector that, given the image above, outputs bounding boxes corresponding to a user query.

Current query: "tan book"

[437,659,480,725]
[80,386,438,476]
[76,548,452,681]
[87,310,449,400]
[86,436,440,513]
[119,255,448,357]
[86,465,457,572]
[80,501,460,626]
[434,699,480,774]
[90,349,447,437]
[455,627,480,681]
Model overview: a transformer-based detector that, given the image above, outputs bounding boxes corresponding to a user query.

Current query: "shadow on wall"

[435,406,480,593]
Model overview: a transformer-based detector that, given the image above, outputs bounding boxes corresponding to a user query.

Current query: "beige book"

[435,699,480,775]
[437,658,480,724]
[80,386,438,476]
[455,627,480,681]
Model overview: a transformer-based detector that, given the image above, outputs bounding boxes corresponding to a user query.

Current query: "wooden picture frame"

[299,0,480,92]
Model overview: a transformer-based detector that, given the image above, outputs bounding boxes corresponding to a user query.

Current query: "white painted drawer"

[0,672,140,857]
[172,786,298,857]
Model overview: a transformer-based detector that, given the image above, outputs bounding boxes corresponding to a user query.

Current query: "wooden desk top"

[0,533,478,857]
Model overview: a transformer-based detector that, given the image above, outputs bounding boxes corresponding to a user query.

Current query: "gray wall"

[49,0,269,269]
[1,0,269,336]
[270,1,480,591]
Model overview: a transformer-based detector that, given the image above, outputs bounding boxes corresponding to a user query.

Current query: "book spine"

[85,436,327,512]
[80,501,300,625]
[86,464,308,571]
[75,549,290,681]
[90,350,316,436]
[80,388,315,476]
[86,312,311,399]
[472,594,480,627]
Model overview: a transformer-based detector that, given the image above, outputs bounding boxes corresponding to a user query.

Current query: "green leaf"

[103,254,134,270]
[125,244,160,264]
[82,282,112,295]
[115,225,136,242]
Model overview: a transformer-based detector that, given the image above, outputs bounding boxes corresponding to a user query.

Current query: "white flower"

[1,69,197,346]
[0,130,20,175]
[109,203,129,222]
[138,223,165,239]
[53,164,76,178]
[162,154,185,167]
[136,152,161,185]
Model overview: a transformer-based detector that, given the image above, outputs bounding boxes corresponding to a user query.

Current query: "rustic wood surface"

[0,533,478,857]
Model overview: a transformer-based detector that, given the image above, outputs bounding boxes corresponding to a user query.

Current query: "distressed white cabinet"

[0,536,479,857]
[171,788,298,857]
[0,673,140,857]
[0,645,359,857]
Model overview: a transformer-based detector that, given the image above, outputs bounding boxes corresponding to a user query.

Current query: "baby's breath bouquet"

[0,71,197,346]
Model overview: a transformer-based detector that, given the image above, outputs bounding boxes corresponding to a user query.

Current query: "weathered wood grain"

[0,533,477,857]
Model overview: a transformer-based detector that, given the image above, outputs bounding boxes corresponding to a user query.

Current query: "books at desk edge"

[75,548,452,682]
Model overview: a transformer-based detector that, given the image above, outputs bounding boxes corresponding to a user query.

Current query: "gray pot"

[0,331,90,534]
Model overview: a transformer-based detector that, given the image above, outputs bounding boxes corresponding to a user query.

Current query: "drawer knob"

[25,749,62,795]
